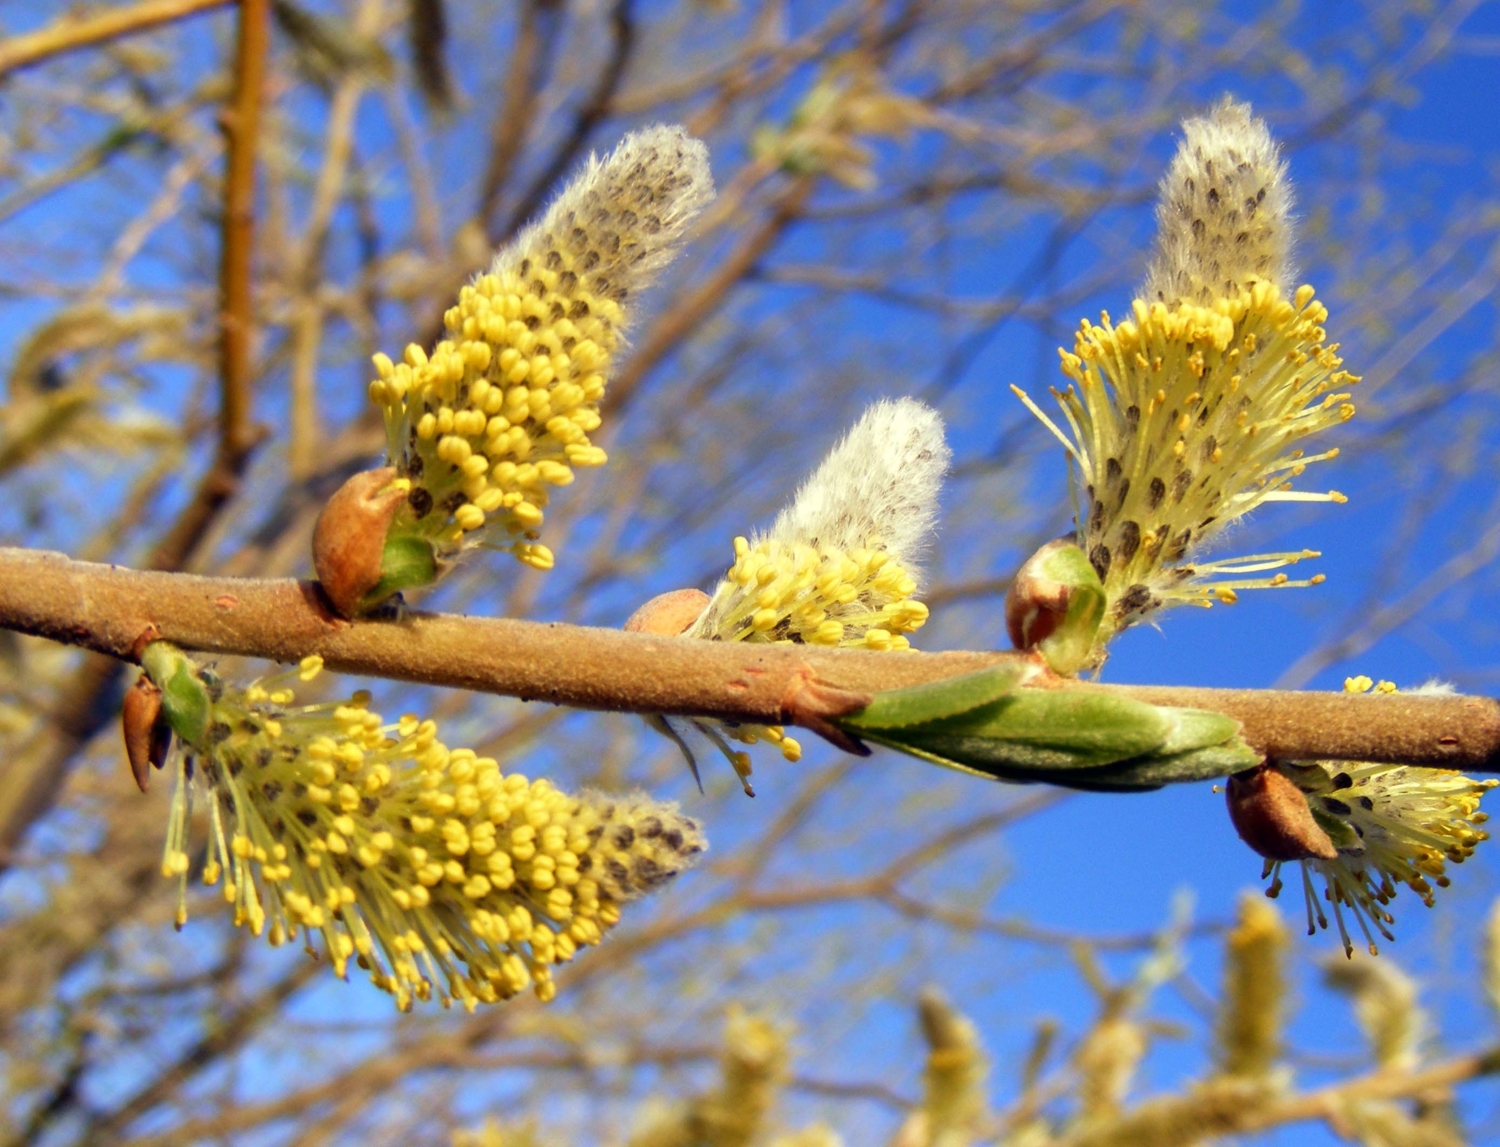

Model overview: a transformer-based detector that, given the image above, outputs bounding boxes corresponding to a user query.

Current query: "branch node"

[130,623,164,663]
[781,669,873,756]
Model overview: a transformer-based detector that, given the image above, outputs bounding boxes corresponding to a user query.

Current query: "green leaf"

[904,689,1176,769]
[1156,706,1245,756]
[1070,737,1261,789]
[840,679,1257,791]
[840,664,1030,732]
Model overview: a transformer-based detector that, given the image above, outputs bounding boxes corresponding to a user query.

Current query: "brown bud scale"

[1226,764,1338,862]
[623,588,711,636]
[313,467,405,618]
[122,673,167,794]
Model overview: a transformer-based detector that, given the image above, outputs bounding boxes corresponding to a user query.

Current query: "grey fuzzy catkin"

[1140,98,1294,306]
[762,396,950,587]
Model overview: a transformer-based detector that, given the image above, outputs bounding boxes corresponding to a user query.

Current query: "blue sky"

[6,1,1500,1142]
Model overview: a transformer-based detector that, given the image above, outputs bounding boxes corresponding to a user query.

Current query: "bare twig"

[492,0,635,243]
[604,177,813,415]
[83,963,320,1142]
[0,0,271,870]
[148,0,271,568]
[1244,1045,1500,1130]
[0,0,233,79]
[1060,1044,1500,1145]
[1277,498,1500,688]
[286,0,387,477]
[474,0,557,228]
[3,548,1500,772]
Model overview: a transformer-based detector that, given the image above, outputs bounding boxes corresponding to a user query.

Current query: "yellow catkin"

[765,1130,844,1147]
[162,657,706,1010]
[706,536,927,649]
[367,126,712,572]
[1256,680,1495,958]
[1485,898,1500,1018]
[1073,1017,1147,1121]
[1142,98,1294,307]
[1013,102,1352,663]
[675,399,946,775]
[1323,956,1427,1071]
[916,989,989,1142]
[625,1007,791,1147]
[1026,282,1354,649]
[683,536,925,768]
[1216,894,1288,1078]
[450,1119,548,1147]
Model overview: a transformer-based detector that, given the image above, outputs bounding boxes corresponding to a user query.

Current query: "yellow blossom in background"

[366,125,714,572]
[451,1119,548,1147]
[1216,894,1288,1079]
[1323,952,1428,1071]
[751,54,931,190]
[1255,678,1495,957]
[0,303,181,476]
[889,988,990,1147]
[767,1130,844,1147]
[162,656,705,1010]
[627,1006,792,1147]
[1014,99,1356,659]
[1319,957,1459,1147]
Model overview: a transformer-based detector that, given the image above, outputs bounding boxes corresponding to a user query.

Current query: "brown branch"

[0,0,234,79]
[85,963,320,1143]
[1243,1046,1500,1131]
[214,0,269,464]
[4,548,1500,772]
[0,0,271,871]
[1069,1045,1500,1145]
[149,0,270,569]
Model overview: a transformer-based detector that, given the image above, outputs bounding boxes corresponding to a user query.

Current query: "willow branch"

[1266,1046,1500,1128]
[0,0,234,79]
[0,0,270,871]
[3,548,1500,772]
[214,0,268,461]
[149,0,270,567]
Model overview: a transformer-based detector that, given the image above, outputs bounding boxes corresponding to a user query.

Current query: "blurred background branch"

[2,0,1500,1143]
[0,0,234,80]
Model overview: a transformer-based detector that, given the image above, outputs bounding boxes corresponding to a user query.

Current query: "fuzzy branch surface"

[3,547,1499,772]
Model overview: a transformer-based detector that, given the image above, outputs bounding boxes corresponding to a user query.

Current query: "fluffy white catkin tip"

[491,123,716,303]
[1409,680,1457,696]
[766,396,950,583]
[1140,97,1294,306]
